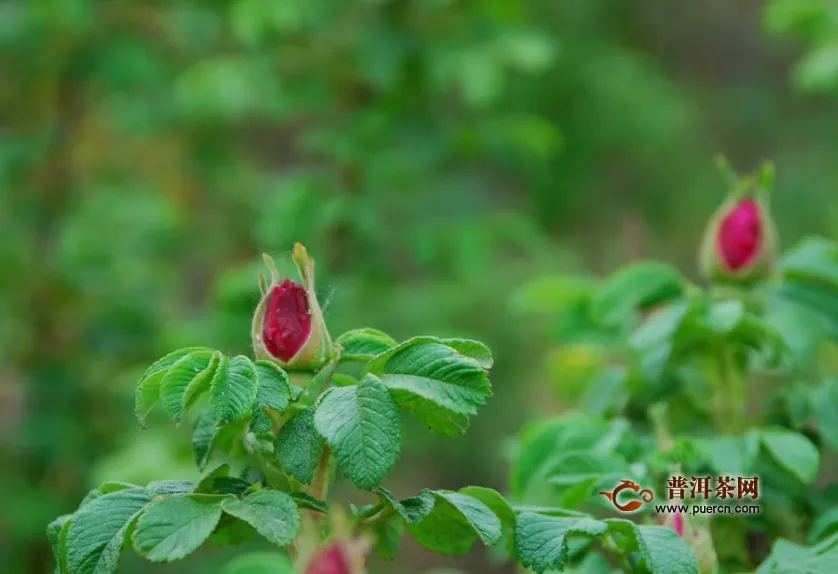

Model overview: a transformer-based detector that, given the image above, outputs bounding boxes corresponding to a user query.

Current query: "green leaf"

[183,351,224,411]
[221,551,293,574]
[438,338,494,369]
[592,262,684,327]
[47,514,72,573]
[274,407,322,485]
[606,520,699,574]
[365,338,492,436]
[703,300,745,333]
[514,513,608,573]
[193,408,221,470]
[314,374,402,489]
[221,490,300,547]
[814,378,838,449]
[133,494,225,562]
[373,487,435,524]
[458,487,516,532]
[809,507,838,544]
[211,355,259,425]
[372,516,404,560]
[146,481,195,496]
[782,236,838,286]
[160,350,218,422]
[289,492,328,514]
[407,490,502,557]
[761,428,820,485]
[251,361,291,435]
[66,488,152,574]
[335,328,398,362]
[135,347,212,425]
[757,533,838,573]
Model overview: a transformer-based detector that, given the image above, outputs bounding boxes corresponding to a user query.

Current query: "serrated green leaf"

[47,514,72,573]
[439,338,494,369]
[592,262,684,327]
[314,374,402,489]
[761,428,820,485]
[221,551,294,574]
[373,516,404,560]
[365,338,492,436]
[336,328,398,362]
[136,348,212,425]
[193,408,221,470]
[66,488,152,574]
[606,520,699,574]
[514,513,608,573]
[407,490,502,557]
[373,487,435,524]
[146,481,195,496]
[159,350,217,422]
[274,407,322,485]
[133,494,225,562]
[221,490,300,547]
[183,351,223,411]
[211,355,259,425]
[289,492,328,514]
[458,487,516,532]
[251,361,291,435]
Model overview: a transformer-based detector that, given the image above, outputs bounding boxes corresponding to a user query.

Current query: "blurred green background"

[2,1,838,573]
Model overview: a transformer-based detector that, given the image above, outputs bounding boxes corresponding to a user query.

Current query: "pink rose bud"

[699,159,777,284]
[659,511,684,537]
[304,544,352,574]
[252,244,334,371]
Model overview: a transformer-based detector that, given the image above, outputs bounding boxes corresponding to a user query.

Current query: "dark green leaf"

[373,487,435,524]
[133,494,225,562]
[314,374,402,489]
[289,492,328,514]
[761,428,820,485]
[407,490,502,556]
[606,520,699,574]
[274,407,322,485]
[514,512,608,573]
[221,490,300,546]
[211,355,259,425]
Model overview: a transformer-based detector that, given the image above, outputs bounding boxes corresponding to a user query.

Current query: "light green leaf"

[251,361,291,435]
[193,408,220,470]
[183,351,223,411]
[606,520,699,574]
[314,374,402,489]
[66,488,152,574]
[761,428,820,485]
[373,516,403,560]
[133,494,225,562]
[160,350,218,422]
[459,486,516,532]
[809,507,838,544]
[47,514,72,574]
[365,338,492,436]
[439,338,494,369]
[407,490,503,557]
[592,262,684,327]
[756,532,838,573]
[211,355,259,425]
[274,407,322,485]
[704,300,745,333]
[289,492,328,515]
[221,551,293,574]
[335,328,398,362]
[136,347,212,425]
[221,490,300,547]
[373,487,435,524]
[514,513,608,573]
[146,481,195,497]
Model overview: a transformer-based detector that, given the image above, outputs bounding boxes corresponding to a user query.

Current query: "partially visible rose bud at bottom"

[302,541,366,574]
[659,511,684,537]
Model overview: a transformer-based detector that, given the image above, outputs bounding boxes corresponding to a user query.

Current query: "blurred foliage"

[2,0,838,573]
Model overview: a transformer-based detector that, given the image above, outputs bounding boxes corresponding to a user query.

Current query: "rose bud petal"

[659,511,685,537]
[699,161,777,285]
[304,544,352,574]
[252,244,334,371]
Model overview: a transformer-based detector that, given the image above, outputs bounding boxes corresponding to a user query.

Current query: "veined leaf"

[133,494,226,562]
[251,361,291,435]
[335,328,397,362]
[160,350,219,422]
[193,408,221,471]
[407,490,503,557]
[211,355,259,425]
[515,513,608,573]
[314,374,402,489]
[66,488,152,574]
[47,514,72,574]
[274,407,322,485]
[761,427,820,485]
[606,519,699,574]
[373,487,435,524]
[221,490,300,547]
[365,338,492,436]
[135,347,212,425]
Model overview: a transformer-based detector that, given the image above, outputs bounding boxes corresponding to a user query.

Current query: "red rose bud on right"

[699,161,777,285]
[252,244,334,371]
